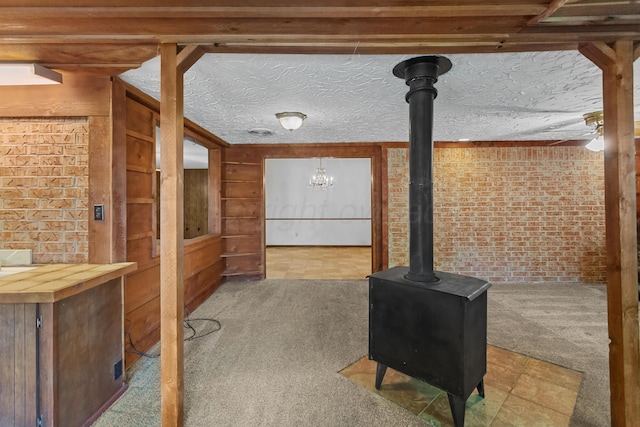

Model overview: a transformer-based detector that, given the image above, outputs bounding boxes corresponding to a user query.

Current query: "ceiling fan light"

[276,112,307,131]
[585,135,604,152]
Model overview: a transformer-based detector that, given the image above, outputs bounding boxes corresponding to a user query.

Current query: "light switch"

[94,204,105,221]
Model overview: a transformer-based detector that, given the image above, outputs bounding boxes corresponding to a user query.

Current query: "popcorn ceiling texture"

[121,51,639,146]
[0,117,89,264]
[387,146,606,283]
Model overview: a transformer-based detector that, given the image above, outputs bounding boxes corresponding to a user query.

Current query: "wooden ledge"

[0,262,137,304]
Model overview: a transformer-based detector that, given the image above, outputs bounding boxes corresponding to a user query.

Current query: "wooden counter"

[0,262,137,427]
[0,262,137,304]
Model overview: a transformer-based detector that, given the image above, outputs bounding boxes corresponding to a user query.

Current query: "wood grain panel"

[223,199,261,218]
[123,81,224,370]
[88,115,113,264]
[124,262,160,313]
[184,169,209,239]
[0,304,17,426]
[127,203,153,234]
[0,74,111,117]
[11,304,37,427]
[184,260,224,310]
[184,235,222,275]
[127,170,154,200]
[223,236,263,254]
[53,279,123,427]
[125,96,155,137]
[124,296,160,367]
[223,219,261,235]
[223,181,261,198]
[223,163,262,181]
[126,135,155,172]
[126,236,155,267]
[224,255,262,274]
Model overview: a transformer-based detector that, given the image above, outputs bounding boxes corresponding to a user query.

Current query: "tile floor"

[340,345,582,427]
[266,246,371,279]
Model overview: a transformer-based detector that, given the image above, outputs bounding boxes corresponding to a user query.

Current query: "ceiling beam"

[177,44,204,74]
[526,0,570,25]
[0,5,548,19]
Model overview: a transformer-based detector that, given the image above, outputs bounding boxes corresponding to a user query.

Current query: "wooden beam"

[0,5,548,19]
[177,44,204,74]
[160,43,185,427]
[581,40,640,427]
[526,0,570,25]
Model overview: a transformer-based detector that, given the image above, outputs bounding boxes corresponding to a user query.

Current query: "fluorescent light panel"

[0,63,62,86]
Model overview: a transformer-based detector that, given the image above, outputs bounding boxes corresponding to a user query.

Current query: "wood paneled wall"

[123,85,225,366]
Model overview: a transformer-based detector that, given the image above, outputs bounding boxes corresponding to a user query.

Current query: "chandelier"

[308,158,334,190]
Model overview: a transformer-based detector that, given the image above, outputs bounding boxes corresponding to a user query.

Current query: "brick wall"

[387,146,606,283]
[0,117,89,263]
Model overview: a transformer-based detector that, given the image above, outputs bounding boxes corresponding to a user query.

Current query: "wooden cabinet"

[0,263,136,427]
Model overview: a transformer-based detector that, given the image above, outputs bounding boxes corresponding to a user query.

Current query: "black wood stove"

[369,56,491,427]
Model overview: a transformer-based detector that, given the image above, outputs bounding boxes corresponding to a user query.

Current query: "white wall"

[265,158,372,246]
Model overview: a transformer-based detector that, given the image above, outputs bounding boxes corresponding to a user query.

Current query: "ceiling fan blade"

[547,131,595,146]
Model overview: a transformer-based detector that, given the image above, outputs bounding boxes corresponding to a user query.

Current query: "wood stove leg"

[447,393,466,427]
[374,363,387,389]
[476,379,485,398]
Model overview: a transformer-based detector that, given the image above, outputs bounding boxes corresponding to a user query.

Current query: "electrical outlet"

[114,359,123,380]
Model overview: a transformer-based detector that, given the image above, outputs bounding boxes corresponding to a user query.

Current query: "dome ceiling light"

[275,112,307,131]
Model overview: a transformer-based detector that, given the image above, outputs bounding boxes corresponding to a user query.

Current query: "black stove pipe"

[393,56,452,283]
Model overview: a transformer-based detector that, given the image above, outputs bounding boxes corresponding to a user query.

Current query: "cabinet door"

[0,303,38,427]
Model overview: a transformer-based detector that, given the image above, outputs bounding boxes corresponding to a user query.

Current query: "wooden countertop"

[0,263,137,304]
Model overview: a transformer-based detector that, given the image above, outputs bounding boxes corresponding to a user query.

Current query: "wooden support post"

[160,43,185,427]
[159,43,204,427]
[580,40,639,426]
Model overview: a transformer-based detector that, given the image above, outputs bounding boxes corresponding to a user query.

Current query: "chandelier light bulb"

[308,158,334,190]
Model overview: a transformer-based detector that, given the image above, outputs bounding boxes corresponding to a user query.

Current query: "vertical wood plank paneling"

[13,305,25,426]
[160,42,185,427]
[23,306,37,426]
[0,304,16,426]
[0,304,38,427]
[580,40,639,426]
[184,169,209,239]
[123,86,224,368]
[88,115,113,264]
[38,303,57,427]
[210,148,222,235]
[111,78,128,262]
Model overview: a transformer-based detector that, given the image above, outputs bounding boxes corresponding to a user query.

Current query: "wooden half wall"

[122,84,226,366]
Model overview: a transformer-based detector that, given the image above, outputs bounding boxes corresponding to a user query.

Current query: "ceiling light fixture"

[583,111,604,152]
[276,112,307,131]
[0,63,62,86]
[308,158,333,190]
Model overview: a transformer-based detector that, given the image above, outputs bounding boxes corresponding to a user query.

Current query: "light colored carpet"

[93,279,614,427]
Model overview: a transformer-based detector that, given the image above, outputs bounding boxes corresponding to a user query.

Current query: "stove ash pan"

[368,266,490,424]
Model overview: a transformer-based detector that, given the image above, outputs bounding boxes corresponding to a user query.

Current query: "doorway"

[264,157,372,279]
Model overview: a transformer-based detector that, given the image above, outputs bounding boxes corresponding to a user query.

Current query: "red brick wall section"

[387,146,606,283]
[0,117,89,263]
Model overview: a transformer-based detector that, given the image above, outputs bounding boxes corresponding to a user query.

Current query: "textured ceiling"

[121,51,639,145]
